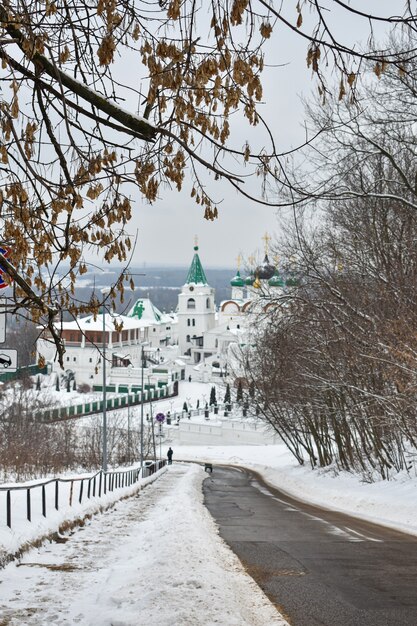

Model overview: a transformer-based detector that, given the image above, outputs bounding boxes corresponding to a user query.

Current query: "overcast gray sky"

[129,27,308,269]
[92,1,396,270]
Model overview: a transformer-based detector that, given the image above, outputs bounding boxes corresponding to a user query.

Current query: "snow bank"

[98,464,286,626]
[0,466,166,562]
[0,464,287,626]
[174,444,417,537]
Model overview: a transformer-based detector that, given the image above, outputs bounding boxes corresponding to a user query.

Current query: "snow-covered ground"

[73,380,214,428]
[0,464,286,626]
[2,441,417,624]
[135,377,417,538]
[0,467,165,561]
[2,375,417,624]
[171,444,417,538]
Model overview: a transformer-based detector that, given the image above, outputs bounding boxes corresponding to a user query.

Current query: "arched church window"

[192,319,195,326]
[215,339,218,348]
[187,319,190,326]
[186,335,190,342]
[206,298,210,308]
[187,298,196,310]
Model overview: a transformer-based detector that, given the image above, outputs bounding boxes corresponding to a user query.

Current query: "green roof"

[231,270,245,287]
[269,270,284,287]
[186,246,208,285]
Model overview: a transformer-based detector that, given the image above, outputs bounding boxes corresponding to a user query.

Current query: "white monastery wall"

[172,419,280,446]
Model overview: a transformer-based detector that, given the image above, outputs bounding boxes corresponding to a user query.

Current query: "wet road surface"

[203,466,417,626]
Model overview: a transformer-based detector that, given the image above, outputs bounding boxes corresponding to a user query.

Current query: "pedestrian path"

[0,464,285,626]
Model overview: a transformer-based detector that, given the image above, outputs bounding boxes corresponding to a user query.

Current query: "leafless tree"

[240,138,417,478]
[285,30,417,212]
[0,384,156,478]
[0,384,79,479]
[1,1,416,363]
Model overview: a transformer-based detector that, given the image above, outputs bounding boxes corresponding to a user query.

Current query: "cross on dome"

[262,232,271,255]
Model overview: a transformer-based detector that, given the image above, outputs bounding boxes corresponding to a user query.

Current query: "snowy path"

[0,463,286,626]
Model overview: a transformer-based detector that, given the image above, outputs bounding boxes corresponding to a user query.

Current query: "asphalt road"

[203,466,417,626]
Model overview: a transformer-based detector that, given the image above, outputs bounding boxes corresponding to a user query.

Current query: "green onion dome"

[268,269,285,287]
[231,270,245,287]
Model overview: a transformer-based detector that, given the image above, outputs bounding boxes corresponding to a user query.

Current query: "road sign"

[0,349,17,371]
[0,247,12,289]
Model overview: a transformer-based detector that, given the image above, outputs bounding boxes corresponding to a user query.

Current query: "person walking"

[167,447,173,464]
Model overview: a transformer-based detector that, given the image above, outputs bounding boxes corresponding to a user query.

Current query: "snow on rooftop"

[128,297,175,325]
[60,313,148,332]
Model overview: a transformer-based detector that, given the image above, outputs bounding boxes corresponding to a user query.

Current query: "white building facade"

[37,241,293,386]
[37,298,180,388]
[177,245,216,362]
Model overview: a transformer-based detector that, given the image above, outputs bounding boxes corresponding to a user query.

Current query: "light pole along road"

[203,466,417,626]
[100,287,111,474]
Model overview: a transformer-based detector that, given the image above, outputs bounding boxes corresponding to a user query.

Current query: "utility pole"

[100,286,111,474]
[102,304,107,473]
[127,394,131,463]
[140,344,144,473]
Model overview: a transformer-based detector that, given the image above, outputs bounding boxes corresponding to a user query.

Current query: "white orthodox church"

[177,244,216,361]
[37,237,295,386]
[175,239,293,370]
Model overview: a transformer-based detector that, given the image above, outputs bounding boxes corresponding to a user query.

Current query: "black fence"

[164,401,252,424]
[0,460,166,529]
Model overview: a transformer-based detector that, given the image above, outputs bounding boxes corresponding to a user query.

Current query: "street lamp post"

[102,302,107,473]
[140,344,144,473]
[127,396,131,463]
[140,343,149,474]
[100,287,111,474]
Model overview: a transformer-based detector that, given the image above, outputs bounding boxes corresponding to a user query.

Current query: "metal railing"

[165,401,251,423]
[36,383,178,423]
[0,460,166,529]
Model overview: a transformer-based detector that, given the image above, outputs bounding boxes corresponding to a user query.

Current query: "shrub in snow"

[224,383,231,409]
[77,383,91,394]
[236,380,243,403]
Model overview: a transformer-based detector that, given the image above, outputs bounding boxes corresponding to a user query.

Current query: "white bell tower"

[177,243,215,359]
